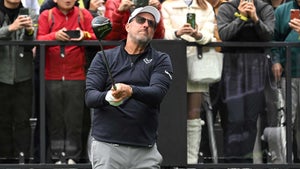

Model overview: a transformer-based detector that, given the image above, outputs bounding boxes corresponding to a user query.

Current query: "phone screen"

[64,30,81,38]
[187,13,196,29]
[290,9,300,20]
[19,8,29,17]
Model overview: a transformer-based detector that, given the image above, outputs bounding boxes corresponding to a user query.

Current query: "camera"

[132,0,149,8]
[187,13,196,29]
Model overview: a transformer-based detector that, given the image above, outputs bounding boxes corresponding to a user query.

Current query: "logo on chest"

[143,58,152,64]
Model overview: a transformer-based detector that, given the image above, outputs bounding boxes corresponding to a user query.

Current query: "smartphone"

[63,30,81,38]
[290,9,300,20]
[19,8,29,17]
[132,0,149,8]
[187,13,196,29]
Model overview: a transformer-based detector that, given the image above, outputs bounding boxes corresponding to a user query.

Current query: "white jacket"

[161,0,215,57]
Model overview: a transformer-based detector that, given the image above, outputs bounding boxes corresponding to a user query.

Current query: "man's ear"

[125,23,130,33]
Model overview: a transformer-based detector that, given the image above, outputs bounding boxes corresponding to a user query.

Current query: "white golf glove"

[105,90,123,106]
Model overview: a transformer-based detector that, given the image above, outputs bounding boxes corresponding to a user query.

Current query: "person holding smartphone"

[103,0,165,42]
[217,0,275,163]
[0,0,38,162]
[37,0,96,164]
[161,0,215,164]
[271,0,300,162]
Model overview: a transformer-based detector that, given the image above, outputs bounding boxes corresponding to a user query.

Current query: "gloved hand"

[105,90,123,106]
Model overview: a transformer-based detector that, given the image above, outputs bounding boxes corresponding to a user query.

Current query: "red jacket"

[37,6,96,80]
[104,0,165,41]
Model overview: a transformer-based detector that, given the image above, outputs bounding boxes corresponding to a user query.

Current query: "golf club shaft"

[98,41,117,90]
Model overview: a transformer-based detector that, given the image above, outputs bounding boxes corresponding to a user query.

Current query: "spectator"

[34,0,105,163]
[39,0,102,13]
[85,6,173,168]
[271,0,300,162]
[259,0,287,162]
[104,0,165,41]
[262,0,287,9]
[36,0,96,164]
[200,0,228,163]
[161,0,215,164]
[217,0,275,163]
[0,0,37,162]
[21,0,40,14]
[39,0,82,13]
[84,0,106,17]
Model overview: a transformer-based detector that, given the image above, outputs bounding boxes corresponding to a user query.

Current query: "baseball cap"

[128,6,161,24]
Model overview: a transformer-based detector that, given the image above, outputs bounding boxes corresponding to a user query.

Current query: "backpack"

[47,7,84,32]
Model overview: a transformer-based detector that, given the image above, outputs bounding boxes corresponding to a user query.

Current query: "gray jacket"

[216,0,275,101]
[0,8,38,84]
[217,0,274,43]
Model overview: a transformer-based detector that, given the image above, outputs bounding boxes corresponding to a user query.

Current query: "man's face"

[54,0,77,11]
[126,12,156,44]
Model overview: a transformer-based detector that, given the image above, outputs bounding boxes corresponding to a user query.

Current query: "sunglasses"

[134,16,157,28]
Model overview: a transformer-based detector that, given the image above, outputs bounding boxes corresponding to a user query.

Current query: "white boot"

[187,118,202,164]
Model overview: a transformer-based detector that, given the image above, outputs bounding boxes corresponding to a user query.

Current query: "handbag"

[187,47,223,83]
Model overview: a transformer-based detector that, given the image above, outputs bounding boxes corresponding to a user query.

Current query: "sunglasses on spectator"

[134,16,157,28]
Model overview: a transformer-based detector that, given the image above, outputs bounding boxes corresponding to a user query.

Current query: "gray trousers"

[91,138,162,169]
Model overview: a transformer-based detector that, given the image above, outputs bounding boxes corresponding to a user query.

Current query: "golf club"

[91,16,116,90]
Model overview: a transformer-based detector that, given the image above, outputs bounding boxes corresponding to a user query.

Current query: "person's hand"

[176,24,193,36]
[289,18,300,34]
[105,90,123,106]
[69,28,84,41]
[89,0,105,11]
[245,0,259,23]
[23,16,34,35]
[272,63,283,82]
[55,28,84,41]
[190,24,202,40]
[118,0,134,12]
[8,15,32,32]
[55,28,70,41]
[176,24,202,40]
[23,16,34,34]
[238,0,249,17]
[149,0,161,9]
[111,83,132,102]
